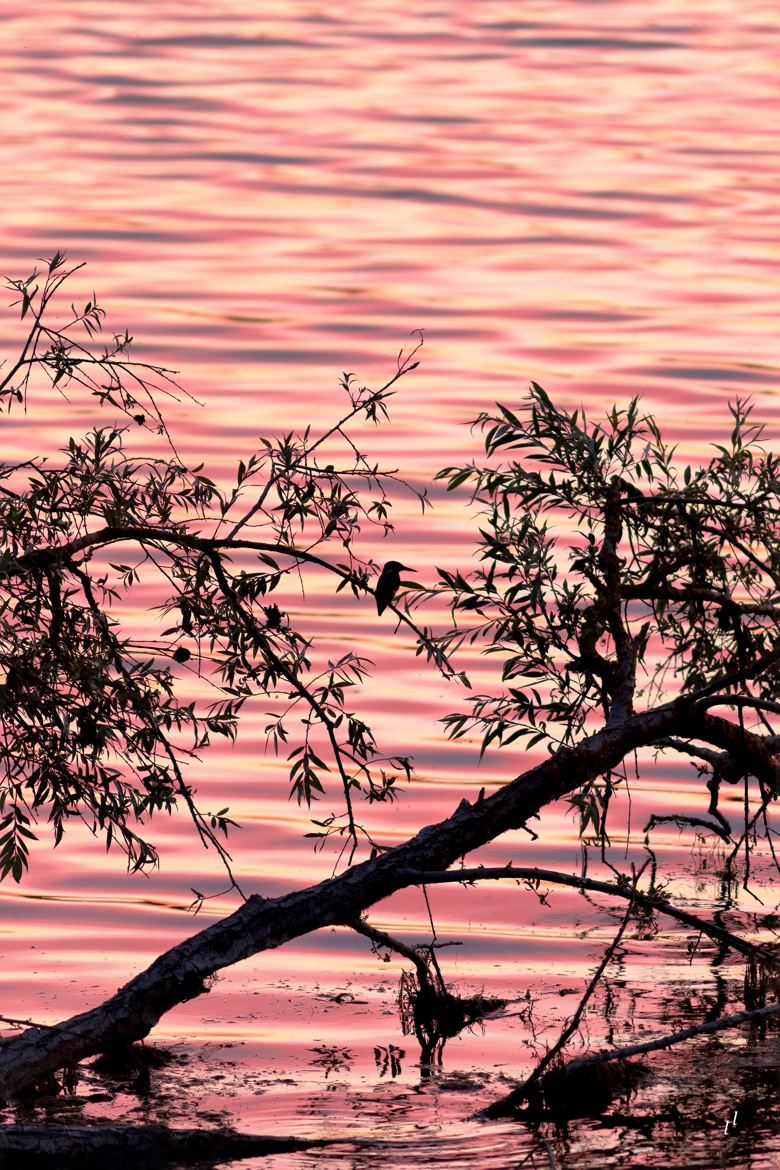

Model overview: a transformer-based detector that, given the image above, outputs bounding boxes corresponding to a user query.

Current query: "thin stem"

[224,334,422,540]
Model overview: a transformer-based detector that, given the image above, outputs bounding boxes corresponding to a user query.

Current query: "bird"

[375,560,416,615]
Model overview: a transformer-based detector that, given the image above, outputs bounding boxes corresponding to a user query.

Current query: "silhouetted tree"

[0,258,778,1130]
[0,255,447,887]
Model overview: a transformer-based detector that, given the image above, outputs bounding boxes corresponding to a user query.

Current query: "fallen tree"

[0,698,776,1099]
[0,701,707,1094]
[0,1123,327,1168]
[0,257,779,1122]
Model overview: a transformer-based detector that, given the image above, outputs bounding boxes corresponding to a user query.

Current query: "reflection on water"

[6,958,776,1169]
[1,0,780,1166]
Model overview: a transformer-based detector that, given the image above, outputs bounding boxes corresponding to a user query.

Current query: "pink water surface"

[1,2,779,1166]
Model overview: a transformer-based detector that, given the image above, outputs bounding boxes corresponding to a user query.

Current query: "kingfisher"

[375,560,416,615]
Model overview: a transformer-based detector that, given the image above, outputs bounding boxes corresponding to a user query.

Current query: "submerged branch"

[0,1123,328,1168]
[482,1001,780,1120]
[567,1000,780,1071]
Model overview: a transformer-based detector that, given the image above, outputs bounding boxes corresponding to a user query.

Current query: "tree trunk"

[0,699,708,1099]
[0,1123,326,1168]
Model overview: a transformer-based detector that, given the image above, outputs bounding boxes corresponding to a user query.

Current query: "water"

[1,2,779,1165]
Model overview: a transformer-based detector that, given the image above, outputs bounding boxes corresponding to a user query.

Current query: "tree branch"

[0,699,691,1097]
[484,872,642,1116]
[3,526,461,683]
[393,865,775,965]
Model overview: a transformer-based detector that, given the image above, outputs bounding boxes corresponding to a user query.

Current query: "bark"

[0,697,764,1099]
[0,1123,326,1167]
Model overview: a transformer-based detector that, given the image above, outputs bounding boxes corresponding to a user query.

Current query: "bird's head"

[383,561,416,573]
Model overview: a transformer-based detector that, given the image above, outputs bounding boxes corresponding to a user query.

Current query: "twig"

[348,916,431,987]
[224,333,423,541]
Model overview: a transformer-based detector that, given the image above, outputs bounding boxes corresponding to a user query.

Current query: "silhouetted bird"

[375,560,416,615]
